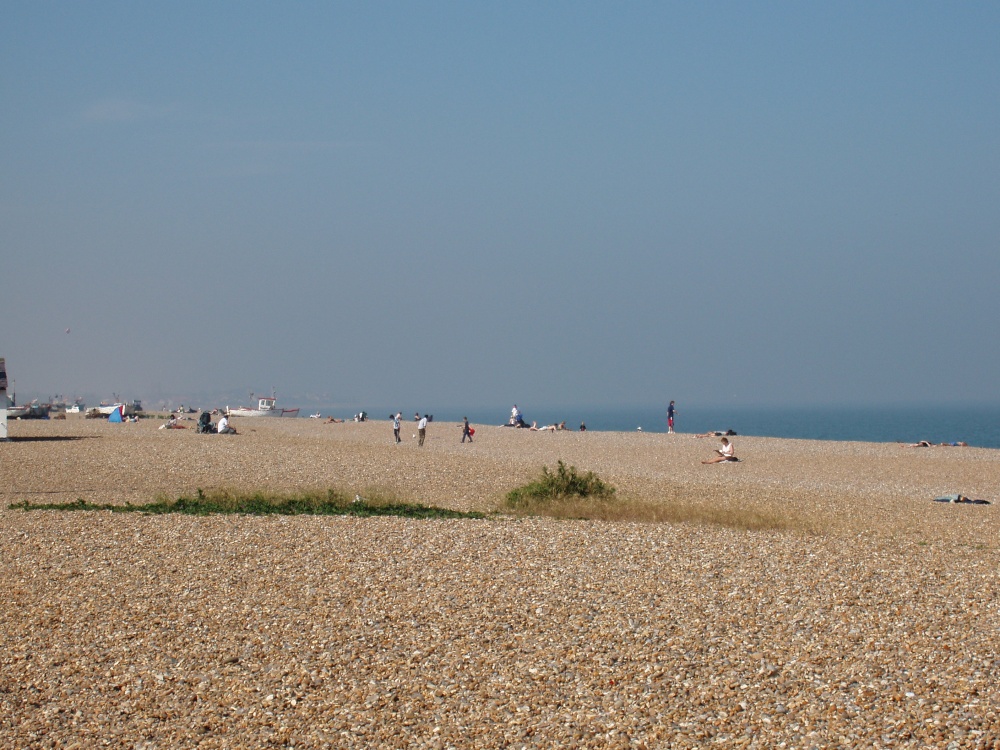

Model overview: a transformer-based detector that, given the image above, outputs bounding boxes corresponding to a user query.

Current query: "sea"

[339,404,1000,450]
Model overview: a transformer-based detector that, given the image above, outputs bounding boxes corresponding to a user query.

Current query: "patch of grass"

[506,463,815,532]
[505,491,809,531]
[9,480,816,534]
[625,500,816,533]
[8,487,490,520]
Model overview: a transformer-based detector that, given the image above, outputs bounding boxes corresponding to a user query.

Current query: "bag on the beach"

[196,412,215,434]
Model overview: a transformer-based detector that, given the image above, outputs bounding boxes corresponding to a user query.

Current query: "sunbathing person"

[702,437,738,464]
[903,440,934,448]
[934,494,991,504]
[696,429,737,438]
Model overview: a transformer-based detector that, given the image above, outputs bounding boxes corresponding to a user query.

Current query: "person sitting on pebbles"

[217,413,237,435]
[702,436,738,464]
[159,415,186,429]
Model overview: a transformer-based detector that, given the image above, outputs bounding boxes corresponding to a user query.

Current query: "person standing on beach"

[418,414,428,446]
[462,416,473,443]
[667,401,677,433]
[392,412,402,444]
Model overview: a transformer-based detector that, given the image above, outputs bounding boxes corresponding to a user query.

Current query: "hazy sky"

[3,2,998,411]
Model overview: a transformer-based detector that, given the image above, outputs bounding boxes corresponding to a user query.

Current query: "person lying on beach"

[934,494,990,504]
[325,417,344,423]
[702,437,738,464]
[939,441,969,447]
[903,440,934,448]
[159,416,186,429]
[695,430,738,438]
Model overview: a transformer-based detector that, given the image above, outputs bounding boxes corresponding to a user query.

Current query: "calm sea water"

[338,404,1000,450]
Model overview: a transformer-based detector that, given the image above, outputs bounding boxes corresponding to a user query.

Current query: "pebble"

[1,417,998,746]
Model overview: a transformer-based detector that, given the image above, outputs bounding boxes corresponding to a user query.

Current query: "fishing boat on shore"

[96,396,141,416]
[226,391,299,418]
[4,399,49,419]
[5,404,31,418]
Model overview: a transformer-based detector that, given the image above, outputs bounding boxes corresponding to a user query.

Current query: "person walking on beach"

[667,401,677,434]
[392,412,402,444]
[461,416,474,443]
[417,414,428,446]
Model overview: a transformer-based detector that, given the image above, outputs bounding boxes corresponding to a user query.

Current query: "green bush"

[506,460,615,508]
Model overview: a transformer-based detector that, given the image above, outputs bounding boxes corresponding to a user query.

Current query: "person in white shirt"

[218,414,237,434]
[702,437,736,464]
[417,414,428,446]
[392,412,402,444]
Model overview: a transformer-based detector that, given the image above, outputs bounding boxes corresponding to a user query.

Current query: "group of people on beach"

[376,401,740,465]
[372,400,742,464]
[156,395,979,475]
[158,410,236,434]
[501,405,574,432]
[386,411,433,446]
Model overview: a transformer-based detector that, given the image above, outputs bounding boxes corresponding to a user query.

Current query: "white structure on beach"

[0,358,8,440]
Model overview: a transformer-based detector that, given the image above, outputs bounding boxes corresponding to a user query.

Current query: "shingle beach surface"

[2,416,999,748]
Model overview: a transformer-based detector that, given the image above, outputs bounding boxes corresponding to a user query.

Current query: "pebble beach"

[2,415,999,748]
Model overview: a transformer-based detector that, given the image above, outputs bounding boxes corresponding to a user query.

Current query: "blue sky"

[3,2,999,411]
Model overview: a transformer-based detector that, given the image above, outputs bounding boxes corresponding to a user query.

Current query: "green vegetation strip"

[9,489,489,520]
[7,462,812,533]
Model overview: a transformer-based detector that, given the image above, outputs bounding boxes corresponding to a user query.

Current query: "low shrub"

[506,460,615,509]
